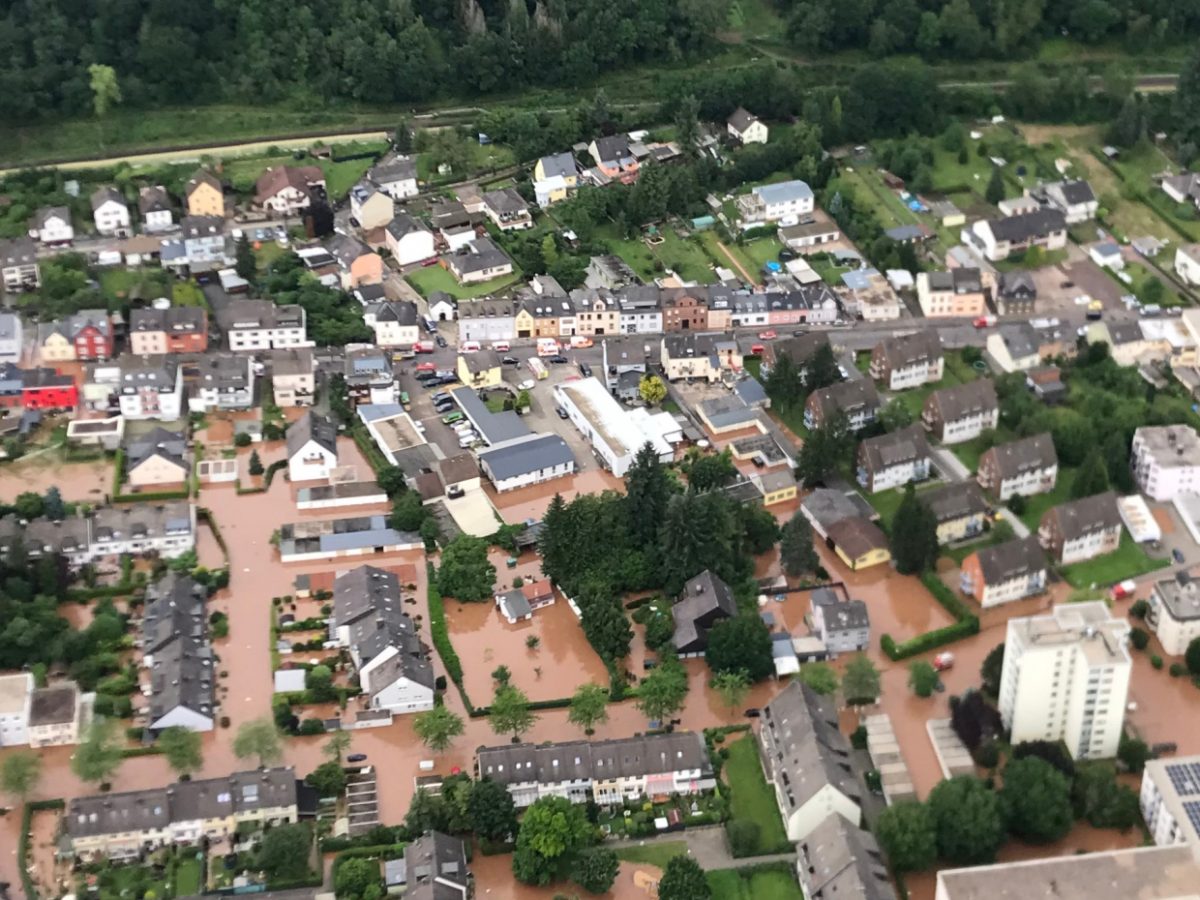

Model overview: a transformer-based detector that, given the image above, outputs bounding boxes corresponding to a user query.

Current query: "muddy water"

[0,455,111,503]
[487,468,625,525]
[471,853,663,899]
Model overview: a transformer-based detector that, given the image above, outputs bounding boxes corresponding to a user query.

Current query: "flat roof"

[450,387,531,446]
[557,377,670,461]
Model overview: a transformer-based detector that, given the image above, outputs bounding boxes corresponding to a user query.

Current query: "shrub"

[1129,599,1149,619]
[1151,654,1164,670]
[1130,628,1150,651]
[727,819,761,857]
[234,432,252,447]
[1170,663,1186,678]
[975,740,1000,768]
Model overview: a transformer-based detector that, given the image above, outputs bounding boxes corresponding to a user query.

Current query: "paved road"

[607,826,795,872]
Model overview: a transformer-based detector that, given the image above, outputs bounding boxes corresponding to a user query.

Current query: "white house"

[1089,241,1124,270]
[0,673,32,747]
[1040,179,1098,224]
[359,644,436,714]
[478,433,576,492]
[286,411,338,482]
[181,216,228,269]
[1176,244,1200,287]
[364,301,420,348]
[964,209,1068,261]
[255,166,326,216]
[869,331,943,391]
[961,537,1048,609]
[368,157,419,200]
[727,107,769,145]
[117,356,185,421]
[977,433,1058,500]
[29,206,74,246]
[91,186,132,237]
[385,213,435,266]
[138,186,174,233]
[1132,425,1200,501]
[219,300,307,352]
[1148,573,1200,657]
[737,180,814,226]
[856,426,931,493]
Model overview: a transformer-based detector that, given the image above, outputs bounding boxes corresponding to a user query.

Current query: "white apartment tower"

[998,602,1131,761]
[1131,425,1200,501]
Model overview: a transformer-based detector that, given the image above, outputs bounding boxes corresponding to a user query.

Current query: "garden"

[405,262,523,300]
[719,735,791,858]
[77,846,204,899]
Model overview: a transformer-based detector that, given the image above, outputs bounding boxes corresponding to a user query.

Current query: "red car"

[758,330,777,340]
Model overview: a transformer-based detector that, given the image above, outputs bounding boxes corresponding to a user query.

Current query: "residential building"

[0,237,40,292]
[737,180,815,226]
[757,681,862,842]
[384,213,435,266]
[673,570,737,657]
[616,286,664,334]
[403,832,471,900]
[921,379,999,444]
[482,188,533,231]
[1147,572,1200,656]
[345,349,397,407]
[1089,241,1124,270]
[66,767,298,859]
[179,215,228,269]
[277,515,421,562]
[20,367,78,410]
[801,488,873,541]
[1141,755,1200,848]
[998,601,1131,760]
[960,537,1047,609]
[368,156,418,200]
[922,482,989,544]
[856,426,931,493]
[533,152,580,207]
[779,220,840,249]
[184,169,226,217]
[0,312,23,362]
[0,502,196,566]
[987,323,1041,373]
[1132,425,1200,501]
[977,433,1058,500]
[193,354,253,411]
[916,268,988,318]
[445,236,514,285]
[0,362,21,409]
[126,427,189,488]
[810,588,870,657]
[349,182,394,231]
[869,331,943,390]
[569,289,621,337]
[965,209,1068,261]
[431,199,476,252]
[588,135,639,184]
[495,579,557,623]
[457,298,519,344]
[328,233,383,289]
[91,186,131,237]
[142,572,214,732]
[935,846,1200,900]
[996,270,1037,316]
[796,814,897,900]
[117,355,185,421]
[287,411,338,482]
[138,186,174,232]
[27,683,85,747]
[478,433,575,492]
[1039,491,1122,565]
[661,291,709,332]
[827,517,891,570]
[457,349,502,389]
[362,300,420,349]
[727,107,769,144]
[29,206,74,245]
[587,255,639,290]
[476,732,714,809]
[0,673,31,746]
[40,310,113,362]
[764,331,831,377]
[218,300,306,351]
[1176,244,1200,287]
[255,165,326,216]
[270,348,315,407]
[1039,179,1098,223]
[129,307,208,355]
[660,332,741,382]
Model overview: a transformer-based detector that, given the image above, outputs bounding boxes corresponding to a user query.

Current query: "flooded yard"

[489,468,625,524]
[0,453,111,503]
[470,852,662,900]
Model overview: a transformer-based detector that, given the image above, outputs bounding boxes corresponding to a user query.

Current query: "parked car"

[517,379,536,391]
[447,485,465,499]
[1174,548,1186,564]
[743,708,761,718]
[555,406,569,419]
[431,392,452,404]
[347,753,367,763]
[442,411,464,424]
[435,335,448,348]
[502,355,519,365]
[758,330,777,340]
[549,354,569,364]
[579,362,593,377]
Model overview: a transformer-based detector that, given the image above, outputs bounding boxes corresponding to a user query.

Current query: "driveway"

[606,826,794,872]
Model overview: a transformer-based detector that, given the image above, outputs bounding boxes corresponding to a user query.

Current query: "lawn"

[740,236,786,271]
[614,841,687,869]
[951,427,1015,473]
[834,168,920,231]
[405,263,523,300]
[222,145,385,199]
[600,226,716,284]
[708,867,804,900]
[808,253,853,286]
[1116,262,1186,307]
[722,735,790,856]
[1016,467,1077,533]
[1059,532,1169,589]
[865,486,906,527]
[762,399,808,440]
[99,267,173,303]
[174,857,203,896]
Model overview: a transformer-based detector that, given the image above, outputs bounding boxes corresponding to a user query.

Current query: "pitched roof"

[126,427,188,474]
[592,135,632,163]
[972,536,1046,584]
[0,236,38,267]
[769,331,831,369]
[811,588,870,632]
[753,179,814,206]
[1044,491,1121,541]
[477,732,712,787]
[482,187,528,215]
[875,330,941,370]
[286,411,337,459]
[673,569,737,653]
[404,832,470,897]
[826,516,888,559]
[537,151,578,179]
[859,426,930,472]
[727,107,759,133]
[921,482,988,524]
[1053,179,1096,206]
[809,379,880,420]
[926,379,998,422]
[799,814,897,900]
[478,433,575,481]
[185,168,222,198]
[999,269,1037,298]
[255,166,324,203]
[90,185,125,211]
[985,208,1067,243]
[998,323,1039,359]
[982,433,1058,481]
[369,156,417,184]
[129,306,206,335]
[138,186,172,215]
[760,681,860,811]
[445,236,511,276]
[386,212,431,240]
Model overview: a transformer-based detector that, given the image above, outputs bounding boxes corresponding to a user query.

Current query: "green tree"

[305,760,348,797]
[233,717,283,767]
[890,485,939,574]
[324,730,352,762]
[235,234,256,279]
[1176,44,1200,150]
[673,93,701,151]
[636,654,689,722]
[981,643,1005,697]
[1187,636,1200,675]
[390,490,425,531]
[490,684,536,741]
[71,720,123,786]
[796,414,851,486]
[158,726,203,778]
[1072,762,1139,828]
[579,584,633,662]
[248,450,264,476]
[1000,756,1074,844]
[928,776,1005,865]
[256,823,312,880]
[985,165,1006,205]
[1071,448,1110,499]
[705,616,774,681]
[908,660,939,698]
[875,800,937,872]
[626,443,674,550]
[335,857,382,899]
[568,683,609,735]
[437,534,496,601]
[512,795,593,886]
[414,705,465,753]
[574,847,619,894]
[878,398,913,432]
[657,856,711,900]
[780,511,819,578]
[800,662,839,695]
[0,751,41,802]
[394,119,414,153]
[540,234,559,268]
[406,788,452,834]
[843,653,881,704]
[469,777,518,842]
[806,342,842,390]
[88,63,121,117]
[764,352,802,408]
[43,486,66,520]
[684,449,737,491]
[711,670,750,714]
[306,664,336,702]
[1118,733,1152,773]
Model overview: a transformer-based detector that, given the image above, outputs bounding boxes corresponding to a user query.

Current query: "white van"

[458,434,478,448]
[461,341,481,353]
[492,340,511,352]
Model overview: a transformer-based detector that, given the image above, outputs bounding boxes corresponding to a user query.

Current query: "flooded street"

[487,468,624,524]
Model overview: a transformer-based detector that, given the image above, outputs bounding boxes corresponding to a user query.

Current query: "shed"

[691,215,715,231]
[274,669,307,694]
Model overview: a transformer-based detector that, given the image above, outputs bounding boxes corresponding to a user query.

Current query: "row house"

[0,502,196,567]
[1039,491,1122,565]
[921,379,999,444]
[916,268,988,318]
[29,206,74,246]
[515,297,569,339]
[728,292,770,328]
[570,289,621,336]
[91,186,131,237]
[184,169,226,218]
[364,300,420,348]
[129,307,208,355]
[661,332,742,383]
[39,311,114,362]
[0,363,20,409]
[141,573,213,731]
[0,236,40,291]
[458,298,519,344]
[218,300,306,352]
[67,768,297,859]
[193,354,254,412]
[961,537,1047,608]
[765,284,841,326]
[856,426,931,494]
[804,379,880,432]
[964,209,1068,262]
[662,290,709,332]
[138,186,174,232]
[869,331,943,391]
[476,732,714,809]
[617,285,664,334]
[923,482,989,544]
[117,355,185,421]
[270,347,315,408]
[977,433,1058,500]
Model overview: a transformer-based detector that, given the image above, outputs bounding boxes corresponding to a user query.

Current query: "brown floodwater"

[0,455,111,503]
[487,468,625,524]
[471,852,664,900]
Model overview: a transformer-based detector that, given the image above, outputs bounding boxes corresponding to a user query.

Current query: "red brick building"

[22,368,78,410]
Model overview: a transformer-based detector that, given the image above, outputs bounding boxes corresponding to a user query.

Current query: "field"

[614,842,687,869]
[221,141,388,198]
[722,735,790,856]
[1059,532,1169,588]
[708,867,804,900]
[405,263,523,300]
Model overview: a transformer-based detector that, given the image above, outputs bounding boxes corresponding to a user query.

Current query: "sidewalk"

[607,826,795,872]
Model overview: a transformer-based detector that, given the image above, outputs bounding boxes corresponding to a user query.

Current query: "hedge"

[351,424,390,476]
[880,571,981,661]
[331,842,408,882]
[19,799,65,900]
[427,562,475,714]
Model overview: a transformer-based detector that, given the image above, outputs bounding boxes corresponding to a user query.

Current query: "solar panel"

[1165,762,1200,797]
[1183,800,1200,836]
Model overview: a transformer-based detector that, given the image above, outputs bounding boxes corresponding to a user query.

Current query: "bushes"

[426,562,476,715]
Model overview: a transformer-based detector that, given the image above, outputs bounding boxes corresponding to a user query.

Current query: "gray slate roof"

[799,813,897,900]
[926,379,997,422]
[478,433,575,481]
[922,482,988,524]
[986,208,1066,243]
[760,680,860,811]
[287,411,337,459]
[859,425,930,473]
[477,732,712,786]
[1045,490,1121,541]
[982,433,1057,481]
[973,536,1046,584]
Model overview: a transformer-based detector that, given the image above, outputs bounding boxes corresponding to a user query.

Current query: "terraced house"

[921,379,999,444]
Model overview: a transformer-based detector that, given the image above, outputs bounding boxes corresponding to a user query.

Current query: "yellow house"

[827,517,891,571]
[759,469,798,506]
[185,169,226,217]
[533,152,580,207]
[38,324,75,362]
[457,349,503,389]
[514,306,535,338]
